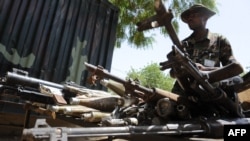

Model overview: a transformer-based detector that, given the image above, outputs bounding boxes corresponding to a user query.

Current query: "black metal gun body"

[0,69,73,105]
[0,84,57,105]
[4,70,64,89]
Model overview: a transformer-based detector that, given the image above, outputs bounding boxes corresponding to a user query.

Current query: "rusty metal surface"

[0,0,118,86]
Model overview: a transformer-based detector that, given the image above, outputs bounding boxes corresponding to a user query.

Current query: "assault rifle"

[0,68,116,106]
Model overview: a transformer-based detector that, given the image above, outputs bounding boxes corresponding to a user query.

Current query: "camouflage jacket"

[171,30,237,95]
[183,30,236,67]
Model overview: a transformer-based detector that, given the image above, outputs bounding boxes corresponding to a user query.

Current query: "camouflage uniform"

[184,30,235,67]
[172,30,237,94]
[171,30,244,117]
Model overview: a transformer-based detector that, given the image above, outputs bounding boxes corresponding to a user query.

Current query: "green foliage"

[126,62,175,91]
[109,0,217,49]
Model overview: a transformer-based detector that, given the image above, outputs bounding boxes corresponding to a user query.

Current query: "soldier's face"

[186,12,207,30]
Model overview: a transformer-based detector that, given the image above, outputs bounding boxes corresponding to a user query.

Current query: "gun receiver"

[0,69,67,105]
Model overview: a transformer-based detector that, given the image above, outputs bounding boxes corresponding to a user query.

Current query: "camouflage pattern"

[0,0,119,139]
[0,0,119,86]
[183,30,236,67]
[172,30,237,96]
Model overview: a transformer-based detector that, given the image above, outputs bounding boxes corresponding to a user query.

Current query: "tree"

[126,62,174,91]
[109,0,217,49]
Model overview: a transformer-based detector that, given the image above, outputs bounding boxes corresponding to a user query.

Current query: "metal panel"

[0,0,119,86]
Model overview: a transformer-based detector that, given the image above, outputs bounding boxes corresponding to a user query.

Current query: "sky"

[110,0,250,79]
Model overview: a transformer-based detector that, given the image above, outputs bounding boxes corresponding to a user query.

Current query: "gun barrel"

[4,71,64,89]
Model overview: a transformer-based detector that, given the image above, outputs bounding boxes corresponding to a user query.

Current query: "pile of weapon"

[0,68,123,123]
[1,62,249,141]
[0,0,250,141]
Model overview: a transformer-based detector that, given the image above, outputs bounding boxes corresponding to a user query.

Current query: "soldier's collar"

[188,29,210,42]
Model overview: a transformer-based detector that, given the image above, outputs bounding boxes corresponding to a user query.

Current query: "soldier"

[170,4,244,117]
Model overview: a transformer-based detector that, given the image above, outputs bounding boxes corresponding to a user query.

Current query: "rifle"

[0,68,119,106]
[84,62,188,104]
[22,117,250,141]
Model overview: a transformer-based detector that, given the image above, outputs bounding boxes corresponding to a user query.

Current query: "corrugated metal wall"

[0,0,119,86]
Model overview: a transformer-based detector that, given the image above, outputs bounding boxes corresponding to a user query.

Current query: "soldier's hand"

[195,63,206,71]
[195,63,218,71]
